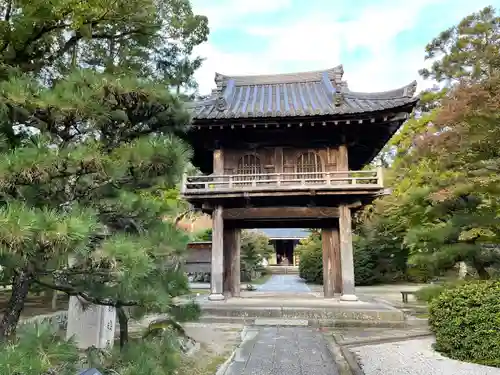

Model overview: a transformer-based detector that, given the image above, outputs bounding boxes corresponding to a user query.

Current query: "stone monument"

[66,296,116,349]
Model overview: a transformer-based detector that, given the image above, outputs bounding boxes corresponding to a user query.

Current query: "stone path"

[222,326,339,375]
[256,275,311,293]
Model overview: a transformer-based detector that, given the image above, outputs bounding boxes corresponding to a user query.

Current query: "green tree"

[419,6,500,83]
[356,6,500,281]
[240,230,273,281]
[0,0,209,348]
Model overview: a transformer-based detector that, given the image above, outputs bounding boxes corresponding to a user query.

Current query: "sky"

[190,0,500,95]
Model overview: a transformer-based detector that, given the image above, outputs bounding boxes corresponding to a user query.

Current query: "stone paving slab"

[350,337,500,375]
[223,326,340,375]
[256,275,311,293]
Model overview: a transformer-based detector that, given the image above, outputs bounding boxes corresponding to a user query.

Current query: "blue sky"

[191,0,500,95]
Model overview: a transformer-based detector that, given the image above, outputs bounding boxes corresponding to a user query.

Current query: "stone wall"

[186,242,212,282]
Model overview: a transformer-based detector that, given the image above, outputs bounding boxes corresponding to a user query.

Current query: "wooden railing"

[181,168,384,195]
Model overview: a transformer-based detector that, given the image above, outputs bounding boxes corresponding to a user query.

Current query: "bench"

[401,291,416,303]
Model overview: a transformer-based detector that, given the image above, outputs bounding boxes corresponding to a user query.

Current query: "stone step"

[266,266,299,275]
[199,299,409,328]
[197,315,409,328]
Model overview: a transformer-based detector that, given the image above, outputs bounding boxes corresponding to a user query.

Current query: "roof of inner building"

[187,65,419,120]
[253,228,310,240]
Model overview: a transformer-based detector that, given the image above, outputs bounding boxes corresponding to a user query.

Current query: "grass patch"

[178,344,231,375]
[415,313,429,319]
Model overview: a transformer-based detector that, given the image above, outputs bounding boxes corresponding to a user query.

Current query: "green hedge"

[298,245,323,284]
[298,237,406,286]
[429,281,500,367]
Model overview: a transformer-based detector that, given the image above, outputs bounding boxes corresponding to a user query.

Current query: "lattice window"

[236,154,261,182]
[297,151,322,181]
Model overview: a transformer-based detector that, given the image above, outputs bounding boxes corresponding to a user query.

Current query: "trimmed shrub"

[429,281,500,367]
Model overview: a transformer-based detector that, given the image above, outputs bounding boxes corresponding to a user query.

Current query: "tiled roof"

[187,65,418,120]
[253,228,310,240]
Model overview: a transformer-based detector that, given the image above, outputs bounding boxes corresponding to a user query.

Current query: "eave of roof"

[187,65,418,120]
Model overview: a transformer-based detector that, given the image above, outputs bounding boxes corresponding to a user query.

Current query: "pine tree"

[0,0,208,346]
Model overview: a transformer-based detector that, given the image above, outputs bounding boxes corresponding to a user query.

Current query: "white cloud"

[191,0,480,95]
[191,0,291,30]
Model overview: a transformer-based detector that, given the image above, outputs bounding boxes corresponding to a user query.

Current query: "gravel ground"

[351,337,500,375]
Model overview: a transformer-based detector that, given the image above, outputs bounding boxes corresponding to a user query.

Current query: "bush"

[414,284,446,303]
[0,323,80,375]
[298,244,323,284]
[429,281,500,367]
[415,280,470,303]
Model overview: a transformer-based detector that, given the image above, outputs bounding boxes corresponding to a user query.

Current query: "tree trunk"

[472,258,490,280]
[0,270,32,341]
[116,306,128,350]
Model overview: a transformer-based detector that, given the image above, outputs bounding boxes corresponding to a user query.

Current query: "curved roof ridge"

[214,65,344,86]
[344,80,418,100]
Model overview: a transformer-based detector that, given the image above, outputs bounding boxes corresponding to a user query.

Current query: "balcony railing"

[181,169,383,195]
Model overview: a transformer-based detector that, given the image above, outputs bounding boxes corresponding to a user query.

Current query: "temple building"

[257,228,309,265]
[181,65,418,301]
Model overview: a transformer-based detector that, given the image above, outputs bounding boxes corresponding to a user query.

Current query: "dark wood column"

[209,205,224,301]
[322,229,334,298]
[337,143,348,184]
[332,226,342,294]
[223,228,241,297]
[231,229,241,297]
[213,148,224,174]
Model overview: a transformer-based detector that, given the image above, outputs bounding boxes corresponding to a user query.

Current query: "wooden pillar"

[223,228,241,297]
[332,226,342,294]
[209,205,224,301]
[231,229,241,297]
[322,229,334,298]
[339,205,358,301]
[213,148,224,174]
[338,143,348,184]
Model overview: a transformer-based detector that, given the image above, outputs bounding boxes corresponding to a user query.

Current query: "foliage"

[414,281,469,303]
[0,0,208,357]
[414,284,446,303]
[0,321,196,375]
[428,281,500,367]
[190,229,273,282]
[0,0,208,93]
[355,6,500,282]
[298,238,323,284]
[297,230,410,286]
[0,323,80,375]
[240,230,273,281]
[194,228,212,241]
[419,6,500,83]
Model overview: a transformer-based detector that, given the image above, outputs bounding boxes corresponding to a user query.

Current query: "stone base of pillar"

[208,293,225,301]
[340,294,359,302]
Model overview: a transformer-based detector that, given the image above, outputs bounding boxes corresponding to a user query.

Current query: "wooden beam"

[223,207,339,220]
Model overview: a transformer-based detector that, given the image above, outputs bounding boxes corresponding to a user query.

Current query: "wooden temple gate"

[181,65,418,301]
